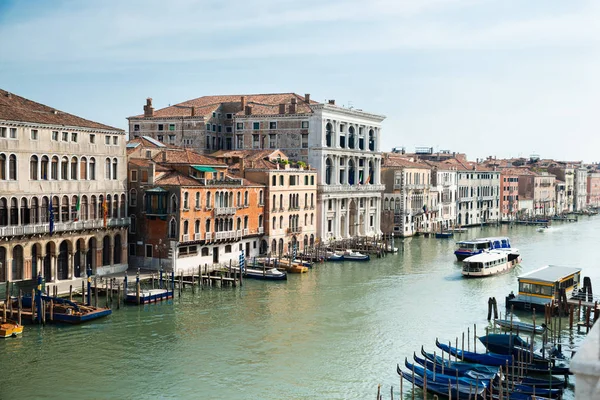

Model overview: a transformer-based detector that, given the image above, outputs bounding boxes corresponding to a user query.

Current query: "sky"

[1,0,599,162]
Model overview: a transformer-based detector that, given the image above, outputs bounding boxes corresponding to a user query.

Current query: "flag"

[49,197,55,234]
[364,173,371,185]
[74,196,81,221]
[102,196,108,227]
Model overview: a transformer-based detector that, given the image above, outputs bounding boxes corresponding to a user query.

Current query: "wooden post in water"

[82,280,85,304]
[433,351,437,381]
[94,276,98,308]
[41,299,46,325]
[117,281,121,310]
[69,285,73,302]
[467,327,470,351]
[461,332,465,358]
[49,299,54,322]
[31,289,36,323]
[474,324,477,352]
[136,279,141,305]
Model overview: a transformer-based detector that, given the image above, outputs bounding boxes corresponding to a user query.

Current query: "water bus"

[454,236,511,261]
[461,249,521,278]
[505,265,582,312]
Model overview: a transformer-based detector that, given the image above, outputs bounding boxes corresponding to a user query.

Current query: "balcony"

[287,226,302,234]
[288,206,300,211]
[406,184,427,190]
[205,232,212,241]
[258,227,264,234]
[318,183,385,193]
[214,207,237,216]
[194,233,202,241]
[215,231,236,240]
[181,234,190,242]
[243,228,249,236]
[0,217,130,238]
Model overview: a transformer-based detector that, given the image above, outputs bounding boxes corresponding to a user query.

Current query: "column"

[363,200,369,235]
[364,157,370,185]
[5,256,12,281]
[51,255,57,282]
[81,250,88,277]
[354,156,359,186]
[345,204,350,239]
[333,155,339,185]
[68,251,74,279]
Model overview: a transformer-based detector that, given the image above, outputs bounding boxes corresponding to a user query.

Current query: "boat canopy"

[518,265,581,284]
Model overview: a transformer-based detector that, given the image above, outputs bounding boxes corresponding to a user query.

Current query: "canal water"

[2,218,599,399]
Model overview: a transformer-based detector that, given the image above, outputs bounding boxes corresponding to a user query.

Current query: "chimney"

[304,93,310,103]
[289,97,297,114]
[191,107,195,117]
[245,105,252,115]
[5,92,11,98]
[144,98,154,117]
[328,99,335,105]
[162,151,167,162]
[241,96,246,109]
[240,157,246,177]
[279,103,286,114]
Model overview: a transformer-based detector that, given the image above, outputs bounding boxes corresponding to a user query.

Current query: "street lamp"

[154,239,166,271]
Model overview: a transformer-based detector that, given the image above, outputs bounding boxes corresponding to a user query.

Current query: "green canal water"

[2,218,599,399]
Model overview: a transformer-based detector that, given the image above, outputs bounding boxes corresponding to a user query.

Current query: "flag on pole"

[364,173,371,185]
[74,196,81,221]
[49,197,55,234]
[102,195,108,227]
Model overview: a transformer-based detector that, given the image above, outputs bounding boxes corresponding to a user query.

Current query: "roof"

[518,265,582,283]
[0,88,122,132]
[382,155,429,169]
[463,252,507,262]
[212,149,287,162]
[130,93,317,119]
[152,149,227,166]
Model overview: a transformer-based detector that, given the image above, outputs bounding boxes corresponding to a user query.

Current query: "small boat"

[397,366,486,400]
[420,347,501,376]
[494,319,547,335]
[479,334,529,355]
[325,252,344,262]
[436,231,454,238]
[237,267,287,281]
[413,352,499,381]
[21,295,111,324]
[0,319,23,338]
[536,226,550,232]
[125,288,174,304]
[403,358,490,390]
[342,250,370,261]
[462,249,521,278]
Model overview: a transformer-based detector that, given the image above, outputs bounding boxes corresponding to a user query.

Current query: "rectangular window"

[10,128,17,138]
[113,136,118,145]
[61,131,68,141]
[141,170,149,183]
[206,124,211,131]
[71,132,78,142]
[157,135,164,142]
[218,125,222,133]
[145,150,152,158]
[158,124,164,131]
[252,134,260,149]
[134,124,140,132]
[212,125,216,132]
[301,121,309,129]
[253,122,260,130]
[31,129,38,140]
[269,121,277,129]
[328,219,332,232]
[168,135,175,144]
[90,134,95,143]
[129,243,136,256]
[236,135,243,149]
[212,112,216,118]
[169,124,175,131]
[145,244,153,258]
[105,135,111,145]
[302,134,308,148]
[236,122,244,130]
[131,170,138,182]
[226,113,233,119]
[0,127,6,138]
[269,134,276,148]
[226,126,232,133]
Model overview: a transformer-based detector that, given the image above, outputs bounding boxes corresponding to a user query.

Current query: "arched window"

[272,175,277,186]
[183,192,189,209]
[112,193,118,217]
[279,176,283,186]
[369,129,375,151]
[112,158,118,180]
[170,194,177,212]
[40,197,48,223]
[0,154,5,180]
[169,218,177,238]
[183,220,189,235]
[244,215,248,229]
[89,157,96,180]
[51,156,59,180]
[9,155,17,180]
[304,213,308,225]
[0,198,7,226]
[236,217,241,230]
[259,215,263,228]
[272,194,276,211]
[236,191,241,206]
[279,216,283,229]
[31,197,39,223]
[304,176,308,185]
[195,192,200,208]
[114,234,122,264]
[102,236,111,266]
[91,195,97,219]
[71,156,78,180]
[325,123,332,147]
[41,156,49,180]
[105,158,111,180]
[20,198,29,225]
[205,219,211,233]
[325,158,332,185]
[61,196,69,221]
[61,156,69,180]
[12,245,23,280]
[259,190,263,205]
[279,194,283,210]
[130,189,137,206]
[195,219,200,234]
[348,126,355,149]
[80,157,87,180]
[130,214,136,233]
[244,191,248,206]
[311,193,314,207]
[272,217,276,230]
[310,213,314,225]
[71,195,78,221]
[9,197,18,225]
[206,192,211,208]
[81,195,88,220]
[384,198,389,210]
[30,155,39,180]
[106,194,112,218]
[272,239,277,254]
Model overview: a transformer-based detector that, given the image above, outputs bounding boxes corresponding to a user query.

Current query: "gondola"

[402,358,491,390]
[421,347,500,376]
[494,319,547,335]
[398,366,486,400]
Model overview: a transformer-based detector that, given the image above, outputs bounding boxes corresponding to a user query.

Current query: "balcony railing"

[205,232,212,241]
[406,184,427,190]
[215,231,236,240]
[287,226,302,234]
[258,227,264,234]
[214,207,237,216]
[0,218,130,238]
[194,233,202,241]
[182,234,190,242]
[318,183,386,193]
[243,228,249,236]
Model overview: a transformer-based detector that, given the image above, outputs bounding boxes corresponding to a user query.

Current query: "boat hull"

[125,289,174,304]
[0,321,24,338]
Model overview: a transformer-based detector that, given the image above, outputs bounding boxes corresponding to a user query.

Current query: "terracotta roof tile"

[152,149,227,166]
[155,171,203,186]
[0,88,122,131]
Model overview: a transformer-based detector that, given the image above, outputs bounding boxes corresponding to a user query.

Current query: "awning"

[145,187,168,193]
[192,166,217,172]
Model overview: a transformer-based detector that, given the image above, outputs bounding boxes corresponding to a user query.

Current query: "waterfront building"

[381,155,432,236]
[127,141,264,272]
[214,149,317,255]
[499,171,519,221]
[453,160,501,226]
[0,89,128,284]
[128,93,385,240]
[586,170,600,208]
[504,168,556,217]
[547,163,575,213]
[574,166,588,211]
[555,181,567,215]
[421,160,458,231]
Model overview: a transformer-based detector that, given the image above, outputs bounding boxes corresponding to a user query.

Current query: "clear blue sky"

[1,0,598,162]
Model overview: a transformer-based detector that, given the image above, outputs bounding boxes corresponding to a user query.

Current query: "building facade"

[500,171,519,221]
[423,160,458,231]
[0,89,128,285]
[548,164,574,213]
[455,162,501,226]
[586,171,600,208]
[127,144,264,272]
[574,167,588,211]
